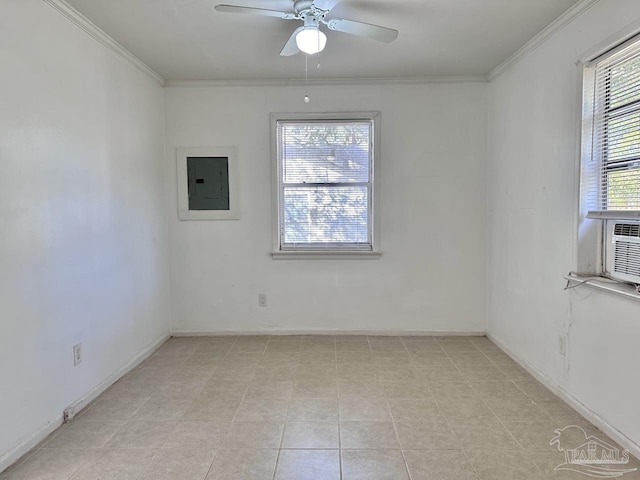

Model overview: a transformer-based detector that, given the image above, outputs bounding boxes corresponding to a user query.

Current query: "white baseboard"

[171,329,487,337]
[487,332,640,460]
[0,332,170,474]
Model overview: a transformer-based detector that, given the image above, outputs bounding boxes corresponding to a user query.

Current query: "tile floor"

[2,335,639,479]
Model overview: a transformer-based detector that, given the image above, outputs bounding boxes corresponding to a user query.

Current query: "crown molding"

[163,75,488,88]
[487,0,600,82]
[41,0,165,86]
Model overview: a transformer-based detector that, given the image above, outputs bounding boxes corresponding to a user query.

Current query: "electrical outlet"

[73,343,82,366]
[258,293,267,307]
[559,335,566,356]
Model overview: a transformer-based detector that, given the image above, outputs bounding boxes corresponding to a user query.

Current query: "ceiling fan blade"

[280,27,303,56]
[313,0,341,11]
[215,4,295,19]
[326,18,398,43]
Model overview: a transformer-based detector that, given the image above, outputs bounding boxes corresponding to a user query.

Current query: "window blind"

[276,119,373,250]
[589,36,640,213]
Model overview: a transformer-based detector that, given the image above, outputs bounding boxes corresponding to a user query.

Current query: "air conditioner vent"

[614,241,640,278]
[614,223,640,238]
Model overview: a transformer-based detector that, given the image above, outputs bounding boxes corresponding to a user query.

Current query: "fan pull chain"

[304,53,310,103]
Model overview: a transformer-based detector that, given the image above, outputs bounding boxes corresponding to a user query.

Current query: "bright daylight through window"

[272,114,378,255]
[584,36,640,215]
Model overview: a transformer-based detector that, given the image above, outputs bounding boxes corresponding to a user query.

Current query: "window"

[584,35,640,217]
[271,112,380,257]
[579,33,640,286]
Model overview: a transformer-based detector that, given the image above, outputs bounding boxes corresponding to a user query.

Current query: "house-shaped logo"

[550,425,638,478]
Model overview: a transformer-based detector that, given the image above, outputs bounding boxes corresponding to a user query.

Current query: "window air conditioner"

[607,221,640,284]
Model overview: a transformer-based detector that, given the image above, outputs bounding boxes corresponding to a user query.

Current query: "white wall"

[165,83,487,333]
[487,0,640,451]
[0,0,171,466]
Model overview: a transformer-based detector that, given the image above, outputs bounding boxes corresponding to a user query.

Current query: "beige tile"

[339,397,391,421]
[266,339,302,353]
[294,365,337,380]
[206,449,278,480]
[338,380,385,398]
[514,381,559,402]
[183,354,222,367]
[70,448,156,480]
[220,352,264,367]
[340,421,400,449]
[382,381,430,399]
[417,365,465,382]
[254,365,297,381]
[403,449,479,480]
[387,398,442,423]
[79,395,148,421]
[234,397,289,421]
[496,363,535,381]
[505,421,567,450]
[429,381,478,400]
[104,421,177,449]
[43,419,122,450]
[372,352,412,366]
[469,337,500,351]
[537,401,587,424]
[458,364,508,381]
[281,422,339,449]
[395,420,460,450]
[139,448,215,480]
[182,395,241,421]
[292,379,337,398]
[447,352,492,366]
[2,448,95,480]
[438,398,495,423]
[484,351,518,365]
[470,381,528,398]
[376,365,419,382]
[259,352,299,366]
[337,364,378,381]
[104,378,158,399]
[245,380,293,399]
[336,351,373,363]
[450,417,520,450]
[162,421,230,449]
[438,340,479,352]
[200,380,248,399]
[232,336,270,352]
[126,366,176,385]
[341,449,410,480]
[144,353,190,368]
[210,365,256,382]
[466,449,542,480]
[134,393,194,421]
[194,343,233,355]
[287,398,339,422]
[274,449,340,480]
[485,397,549,423]
[404,342,445,355]
[157,338,201,356]
[222,421,284,448]
[336,342,371,353]
[299,350,336,364]
[300,336,336,352]
[410,352,454,366]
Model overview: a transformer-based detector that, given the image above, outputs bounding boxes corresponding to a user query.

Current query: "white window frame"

[575,26,640,294]
[270,112,381,259]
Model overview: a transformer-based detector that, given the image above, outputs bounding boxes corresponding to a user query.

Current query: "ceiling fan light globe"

[295,28,327,54]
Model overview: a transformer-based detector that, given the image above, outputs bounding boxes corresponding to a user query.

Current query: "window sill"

[564,274,640,301]
[271,251,382,260]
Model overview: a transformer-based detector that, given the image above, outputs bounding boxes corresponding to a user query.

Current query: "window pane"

[606,111,640,163]
[283,186,369,244]
[280,122,370,184]
[607,168,640,210]
[609,56,640,109]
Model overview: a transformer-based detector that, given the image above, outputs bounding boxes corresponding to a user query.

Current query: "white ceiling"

[65,0,581,82]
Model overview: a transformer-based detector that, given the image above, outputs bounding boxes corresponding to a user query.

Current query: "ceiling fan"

[214,0,398,56]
